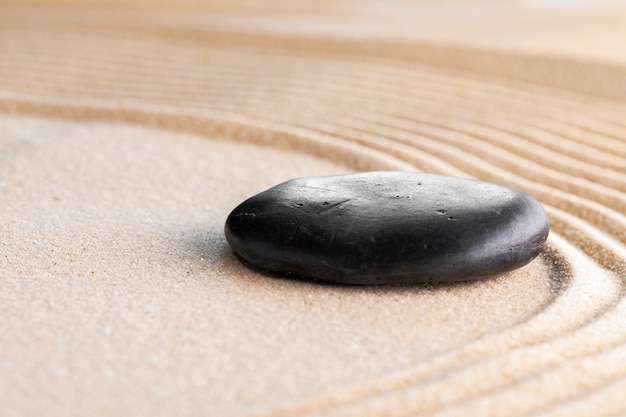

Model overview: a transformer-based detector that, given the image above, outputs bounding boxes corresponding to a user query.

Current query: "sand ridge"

[1,2,626,416]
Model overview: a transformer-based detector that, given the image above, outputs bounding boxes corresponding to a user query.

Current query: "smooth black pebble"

[224,171,549,285]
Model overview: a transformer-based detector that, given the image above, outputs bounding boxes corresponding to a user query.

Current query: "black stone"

[224,171,549,285]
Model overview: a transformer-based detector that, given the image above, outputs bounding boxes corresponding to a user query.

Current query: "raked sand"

[1,2,626,416]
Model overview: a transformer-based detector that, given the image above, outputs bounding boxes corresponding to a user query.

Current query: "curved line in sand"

[2,95,624,416]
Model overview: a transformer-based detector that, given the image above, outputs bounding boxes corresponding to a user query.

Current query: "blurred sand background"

[1,1,626,416]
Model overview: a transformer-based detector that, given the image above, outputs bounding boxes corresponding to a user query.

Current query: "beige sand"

[1,2,626,416]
